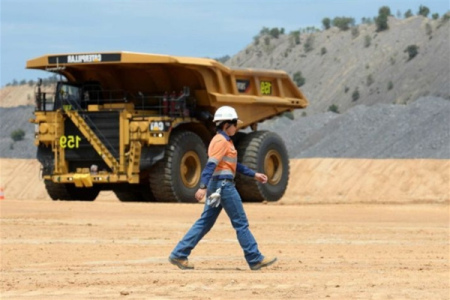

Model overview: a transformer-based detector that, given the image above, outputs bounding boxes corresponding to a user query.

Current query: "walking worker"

[169,106,277,271]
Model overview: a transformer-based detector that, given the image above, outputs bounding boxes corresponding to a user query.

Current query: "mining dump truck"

[27,51,308,202]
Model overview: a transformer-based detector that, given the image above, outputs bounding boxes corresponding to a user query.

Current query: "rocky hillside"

[226,15,450,115]
[1,15,449,160]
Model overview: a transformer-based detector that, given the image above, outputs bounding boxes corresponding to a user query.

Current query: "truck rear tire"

[235,131,289,202]
[149,131,207,202]
[45,180,99,201]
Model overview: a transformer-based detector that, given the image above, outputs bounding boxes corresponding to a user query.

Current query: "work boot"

[168,257,194,270]
[250,257,277,271]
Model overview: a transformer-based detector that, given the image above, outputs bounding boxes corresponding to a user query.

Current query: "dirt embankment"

[0,158,448,203]
[0,86,36,108]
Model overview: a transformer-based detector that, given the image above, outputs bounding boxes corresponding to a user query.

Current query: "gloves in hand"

[206,187,221,207]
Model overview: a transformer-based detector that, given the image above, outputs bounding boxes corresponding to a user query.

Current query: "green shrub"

[352,89,360,101]
[293,71,306,87]
[260,27,270,35]
[366,74,374,86]
[11,129,25,142]
[364,35,372,47]
[321,47,327,55]
[303,35,314,52]
[361,17,373,25]
[404,45,419,60]
[328,104,340,113]
[351,27,359,38]
[425,23,432,36]
[432,13,439,20]
[283,111,294,120]
[387,81,394,91]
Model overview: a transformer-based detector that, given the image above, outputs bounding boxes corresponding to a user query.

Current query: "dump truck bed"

[27,51,308,127]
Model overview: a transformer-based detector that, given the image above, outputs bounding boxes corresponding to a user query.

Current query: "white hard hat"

[213,106,243,124]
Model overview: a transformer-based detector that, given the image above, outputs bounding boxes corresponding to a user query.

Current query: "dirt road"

[1,199,448,299]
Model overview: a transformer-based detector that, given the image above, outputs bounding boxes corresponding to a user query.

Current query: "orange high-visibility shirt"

[200,131,256,187]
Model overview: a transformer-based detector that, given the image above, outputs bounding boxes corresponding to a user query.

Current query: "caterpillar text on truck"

[27,51,308,202]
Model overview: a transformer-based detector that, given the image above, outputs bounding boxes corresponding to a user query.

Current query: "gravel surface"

[261,96,450,159]
[0,105,36,159]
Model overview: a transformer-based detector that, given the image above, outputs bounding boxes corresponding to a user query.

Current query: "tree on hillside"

[289,30,301,45]
[303,34,315,52]
[376,6,391,32]
[260,27,270,35]
[418,5,430,17]
[379,6,392,17]
[332,17,355,30]
[361,17,373,25]
[322,17,331,30]
[253,36,260,45]
[215,55,230,63]
[404,9,413,18]
[432,13,439,20]
[270,28,280,38]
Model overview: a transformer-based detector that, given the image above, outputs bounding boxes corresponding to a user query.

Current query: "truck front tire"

[45,180,99,201]
[149,131,207,202]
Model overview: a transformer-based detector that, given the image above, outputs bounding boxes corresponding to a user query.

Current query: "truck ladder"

[64,109,120,172]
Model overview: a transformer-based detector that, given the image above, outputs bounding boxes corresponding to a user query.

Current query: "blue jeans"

[170,179,264,266]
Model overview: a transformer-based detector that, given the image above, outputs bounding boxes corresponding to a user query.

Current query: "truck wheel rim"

[264,150,282,185]
[180,151,201,188]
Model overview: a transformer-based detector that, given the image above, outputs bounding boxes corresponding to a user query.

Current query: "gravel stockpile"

[1,97,449,159]
[261,96,450,159]
[0,105,36,159]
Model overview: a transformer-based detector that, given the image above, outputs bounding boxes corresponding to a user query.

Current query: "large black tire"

[113,184,155,202]
[235,131,290,202]
[45,180,99,201]
[149,131,207,202]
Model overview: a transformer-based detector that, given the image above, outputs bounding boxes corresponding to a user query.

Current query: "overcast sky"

[1,0,448,86]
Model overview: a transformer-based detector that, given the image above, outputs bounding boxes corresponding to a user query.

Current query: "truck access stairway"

[63,108,120,172]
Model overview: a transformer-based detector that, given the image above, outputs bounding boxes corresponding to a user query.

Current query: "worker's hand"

[255,173,268,184]
[195,188,207,202]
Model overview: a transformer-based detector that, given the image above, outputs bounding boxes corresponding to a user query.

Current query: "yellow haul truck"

[27,52,308,202]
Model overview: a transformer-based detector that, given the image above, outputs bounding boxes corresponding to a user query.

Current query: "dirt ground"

[0,199,449,299]
[0,158,449,299]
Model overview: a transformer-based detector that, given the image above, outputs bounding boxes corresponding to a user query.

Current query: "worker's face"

[224,120,238,136]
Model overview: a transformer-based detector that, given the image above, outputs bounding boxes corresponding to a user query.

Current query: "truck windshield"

[54,82,82,110]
